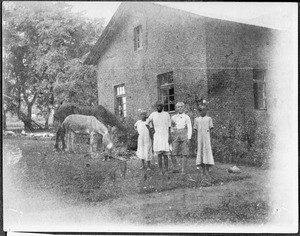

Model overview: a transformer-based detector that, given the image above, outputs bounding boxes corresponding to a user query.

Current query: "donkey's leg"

[65,130,70,152]
[66,130,73,152]
[97,135,103,151]
[94,133,98,151]
[90,133,93,154]
[54,129,60,151]
[90,131,96,155]
[70,131,75,153]
[61,127,66,151]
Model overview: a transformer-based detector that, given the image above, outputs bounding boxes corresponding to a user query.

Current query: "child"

[134,110,152,170]
[193,105,214,175]
[170,102,192,175]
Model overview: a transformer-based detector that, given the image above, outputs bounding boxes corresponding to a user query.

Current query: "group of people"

[134,101,214,175]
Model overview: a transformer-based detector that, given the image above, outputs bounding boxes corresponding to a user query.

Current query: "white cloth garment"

[146,111,171,152]
[134,120,152,161]
[194,116,214,165]
[171,113,192,139]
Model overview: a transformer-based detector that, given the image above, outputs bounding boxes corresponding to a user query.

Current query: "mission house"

[85,2,280,134]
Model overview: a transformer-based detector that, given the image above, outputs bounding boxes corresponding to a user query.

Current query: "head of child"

[176,102,185,114]
[140,111,147,121]
[198,105,207,117]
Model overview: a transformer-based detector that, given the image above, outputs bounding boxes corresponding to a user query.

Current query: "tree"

[53,59,98,106]
[3,2,104,130]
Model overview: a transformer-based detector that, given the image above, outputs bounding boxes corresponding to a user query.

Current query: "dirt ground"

[3,136,272,232]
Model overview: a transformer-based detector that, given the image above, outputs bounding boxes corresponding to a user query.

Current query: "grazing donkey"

[53,103,126,151]
[62,114,114,155]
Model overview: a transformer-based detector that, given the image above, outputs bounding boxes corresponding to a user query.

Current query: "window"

[157,72,175,112]
[253,69,267,110]
[134,25,142,50]
[115,84,127,117]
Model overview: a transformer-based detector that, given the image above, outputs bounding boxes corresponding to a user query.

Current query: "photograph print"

[2,1,298,234]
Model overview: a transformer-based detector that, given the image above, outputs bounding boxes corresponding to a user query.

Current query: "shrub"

[211,121,272,167]
[107,116,138,151]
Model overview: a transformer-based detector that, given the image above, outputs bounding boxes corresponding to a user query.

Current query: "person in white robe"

[134,111,152,170]
[146,102,171,174]
[193,105,214,175]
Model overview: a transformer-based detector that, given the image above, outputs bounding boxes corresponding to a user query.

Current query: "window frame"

[134,25,143,51]
[114,84,127,118]
[157,71,175,113]
[253,69,267,110]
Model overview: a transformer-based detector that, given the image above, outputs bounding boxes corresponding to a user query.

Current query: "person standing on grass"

[170,102,192,175]
[134,110,152,170]
[193,105,214,175]
[146,102,171,175]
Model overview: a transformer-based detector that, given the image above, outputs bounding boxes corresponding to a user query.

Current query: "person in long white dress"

[146,102,171,174]
[134,111,152,170]
[193,105,214,175]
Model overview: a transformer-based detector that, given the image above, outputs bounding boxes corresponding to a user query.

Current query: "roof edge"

[84,2,126,65]
[84,2,278,66]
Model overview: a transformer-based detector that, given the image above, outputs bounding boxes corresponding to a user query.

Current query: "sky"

[68,2,297,30]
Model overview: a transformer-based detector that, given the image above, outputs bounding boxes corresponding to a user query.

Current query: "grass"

[173,199,269,224]
[4,136,251,205]
[4,136,272,225]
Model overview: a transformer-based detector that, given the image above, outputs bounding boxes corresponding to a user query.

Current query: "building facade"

[85,2,278,131]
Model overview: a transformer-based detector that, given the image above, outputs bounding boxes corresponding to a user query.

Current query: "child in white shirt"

[134,111,152,170]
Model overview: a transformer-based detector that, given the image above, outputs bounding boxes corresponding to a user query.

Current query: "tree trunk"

[44,117,49,130]
[23,104,34,132]
[27,104,32,121]
[44,108,51,130]
[23,121,32,132]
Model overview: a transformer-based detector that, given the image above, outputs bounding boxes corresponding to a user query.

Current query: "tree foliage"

[53,59,98,106]
[3,2,104,130]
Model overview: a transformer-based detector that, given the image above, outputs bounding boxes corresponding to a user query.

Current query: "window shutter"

[253,82,259,109]
[257,83,265,109]
[140,26,143,49]
[253,68,267,110]
[134,28,137,51]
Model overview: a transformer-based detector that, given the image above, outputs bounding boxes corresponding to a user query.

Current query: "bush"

[113,116,138,151]
[247,124,273,167]
[211,122,272,167]
[212,137,249,164]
